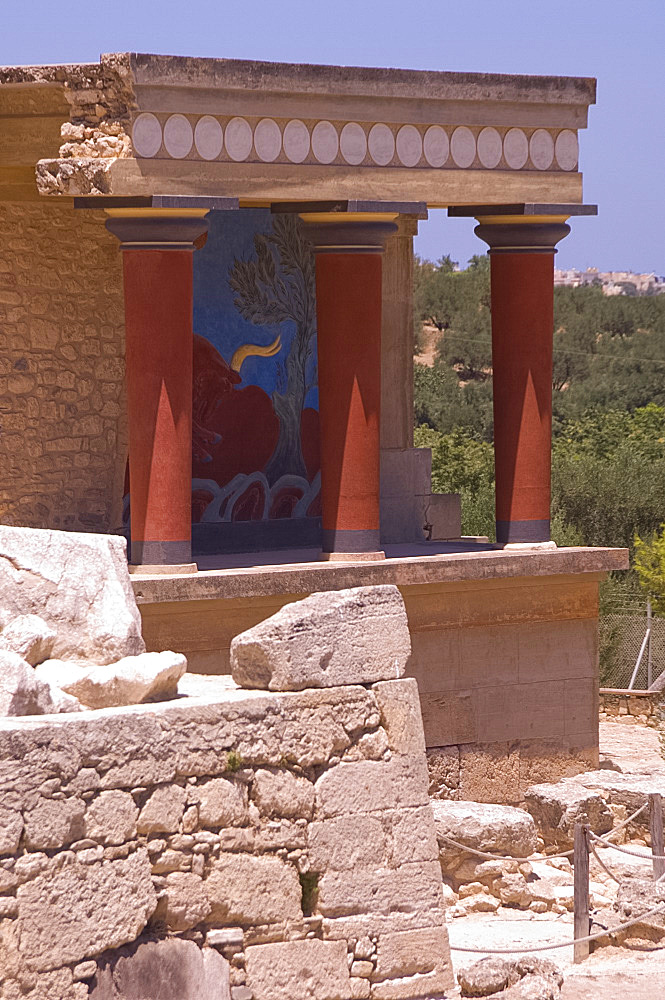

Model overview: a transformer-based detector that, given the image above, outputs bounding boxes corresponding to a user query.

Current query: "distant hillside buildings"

[554,267,665,296]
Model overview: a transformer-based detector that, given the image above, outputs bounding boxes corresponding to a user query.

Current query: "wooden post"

[574,822,590,963]
[649,793,665,881]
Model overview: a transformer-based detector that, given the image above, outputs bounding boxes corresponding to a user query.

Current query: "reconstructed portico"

[0,52,627,797]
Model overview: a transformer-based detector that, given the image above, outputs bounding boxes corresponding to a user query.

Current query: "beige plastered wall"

[138,571,602,803]
[0,200,127,533]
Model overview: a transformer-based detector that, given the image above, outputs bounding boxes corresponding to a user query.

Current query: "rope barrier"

[588,830,665,860]
[448,903,665,954]
[600,801,649,839]
[437,834,574,863]
[590,841,622,884]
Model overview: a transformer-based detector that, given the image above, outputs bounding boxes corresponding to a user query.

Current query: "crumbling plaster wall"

[0,677,453,1000]
[0,200,127,533]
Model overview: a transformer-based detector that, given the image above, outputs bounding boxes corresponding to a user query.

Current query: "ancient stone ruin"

[0,526,454,1000]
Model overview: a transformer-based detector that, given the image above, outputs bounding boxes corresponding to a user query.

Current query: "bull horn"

[230,333,282,372]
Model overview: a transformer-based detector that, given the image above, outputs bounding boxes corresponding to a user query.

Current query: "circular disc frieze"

[225,117,253,161]
[340,123,367,165]
[194,116,223,160]
[555,129,579,171]
[503,128,529,170]
[451,126,476,168]
[368,124,395,166]
[254,118,282,162]
[529,129,555,170]
[396,125,422,167]
[423,126,449,167]
[132,113,162,158]
[163,114,193,159]
[477,127,502,169]
[283,120,310,163]
[312,121,339,164]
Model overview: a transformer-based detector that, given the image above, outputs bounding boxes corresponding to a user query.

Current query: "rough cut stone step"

[0,525,145,665]
[230,585,411,691]
[432,800,538,861]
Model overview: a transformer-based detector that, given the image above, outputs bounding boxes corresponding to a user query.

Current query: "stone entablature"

[0,52,594,203]
[0,675,453,1000]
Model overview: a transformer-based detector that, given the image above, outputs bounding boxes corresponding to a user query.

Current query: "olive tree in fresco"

[228,214,317,485]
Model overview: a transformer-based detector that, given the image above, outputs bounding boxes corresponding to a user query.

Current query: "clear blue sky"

[3,0,663,273]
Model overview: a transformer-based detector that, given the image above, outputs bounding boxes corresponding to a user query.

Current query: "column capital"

[474,218,571,255]
[105,209,209,251]
[301,214,398,255]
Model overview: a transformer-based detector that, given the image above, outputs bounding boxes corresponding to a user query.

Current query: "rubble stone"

[84,790,138,845]
[23,796,86,850]
[62,650,186,708]
[523,782,613,848]
[195,778,249,828]
[251,768,314,820]
[137,784,187,835]
[0,526,145,665]
[17,850,157,971]
[154,871,212,931]
[0,650,57,716]
[432,800,538,860]
[231,585,411,691]
[0,614,55,665]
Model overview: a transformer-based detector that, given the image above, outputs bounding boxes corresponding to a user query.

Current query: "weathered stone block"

[231,586,410,691]
[372,679,426,755]
[137,784,187,835]
[90,937,230,999]
[0,805,23,854]
[431,800,538,862]
[426,746,460,799]
[154,872,212,931]
[373,926,453,990]
[0,526,144,665]
[0,614,55,665]
[195,777,248,828]
[317,860,444,918]
[523,782,613,848]
[17,849,157,971]
[307,815,386,872]
[251,768,314,820]
[245,938,350,1000]
[205,852,301,925]
[0,650,57,716]
[387,805,439,865]
[62,651,186,709]
[84,790,138,845]
[315,755,429,818]
[24,795,86,850]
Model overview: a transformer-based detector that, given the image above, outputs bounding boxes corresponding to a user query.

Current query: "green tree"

[634,524,665,613]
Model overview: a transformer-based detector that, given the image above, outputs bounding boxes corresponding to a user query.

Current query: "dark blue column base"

[496,519,551,544]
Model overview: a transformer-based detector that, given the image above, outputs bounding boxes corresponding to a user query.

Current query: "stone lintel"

[448,202,597,217]
[75,194,239,211]
[272,200,428,219]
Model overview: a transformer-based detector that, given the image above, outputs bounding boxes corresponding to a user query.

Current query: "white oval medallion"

[451,126,476,168]
[368,123,395,166]
[477,127,502,169]
[163,114,193,159]
[396,125,422,167]
[530,129,555,170]
[423,125,449,167]
[555,129,579,171]
[311,121,339,164]
[340,122,367,165]
[132,113,163,158]
[194,116,223,160]
[503,127,529,170]
[283,120,310,163]
[254,118,282,163]
[225,117,253,161]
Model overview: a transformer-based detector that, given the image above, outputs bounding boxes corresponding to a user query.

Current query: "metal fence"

[600,601,665,689]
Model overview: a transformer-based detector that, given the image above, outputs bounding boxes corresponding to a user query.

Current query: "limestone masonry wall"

[0,201,126,534]
[0,676,453,1000]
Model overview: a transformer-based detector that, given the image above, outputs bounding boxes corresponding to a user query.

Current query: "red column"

[305,219,397,559]
[476,220,570,545]
[106,214,208,570]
